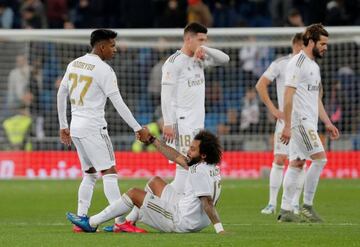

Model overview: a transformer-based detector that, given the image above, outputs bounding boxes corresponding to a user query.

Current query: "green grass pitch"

[0,179,359,247]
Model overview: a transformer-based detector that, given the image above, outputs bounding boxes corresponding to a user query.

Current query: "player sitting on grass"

[67,129,225,234]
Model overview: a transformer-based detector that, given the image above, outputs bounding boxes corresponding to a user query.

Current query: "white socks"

[281,166,302,211]
[90,194,134,227]
[291,165,306,207]
[303,159,327,206]
[102,173,124,224]
[77,173,97,216]
[126,183,153,223]
[268,163,284,206]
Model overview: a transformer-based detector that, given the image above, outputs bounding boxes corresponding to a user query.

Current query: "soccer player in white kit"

[161,22,229,195]
[57,29,148,233]
[67,130,225,234]
[256,33,305,215]
[278,24,339,222]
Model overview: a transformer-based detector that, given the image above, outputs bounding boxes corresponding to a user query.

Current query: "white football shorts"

[72,127,115,172]
[289,121,325,161]
[138,189,182,233]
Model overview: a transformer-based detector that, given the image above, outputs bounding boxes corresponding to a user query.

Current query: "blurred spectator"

[158,0,186,28]
[29,57,45,139]
[187,0,213,27]
[6,55,32,114]
[46,0,68,28]
[326,80,344,131]
[285,8,304,27]
[337,66,358,133]
[324,0,350,26]
[240,87,259,133]
[21,0,47,28]
[0,0,14,28]
[217,108,240,135]
[239,37,272,87]
[212,0,239,27]
[2,105,32,151]
[148,53,167,112]
[121,0,155,28]
[205,81,223,113]
[270,0,292,26]
[69,0,92,28]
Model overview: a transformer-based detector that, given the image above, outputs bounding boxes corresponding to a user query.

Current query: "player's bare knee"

[147,176,166,197]
[100,165,117,175]
[289,159,305,169]
[85,167,97,174]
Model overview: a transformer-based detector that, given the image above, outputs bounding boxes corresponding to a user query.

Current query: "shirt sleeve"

[262,61,279,81]
[161,62,178,126]
[202,46,230,68]
[285,61,301,88]
[189,166,212,197]
[57,84,69,130]
[99,67,119,97]
[108,92,142,132]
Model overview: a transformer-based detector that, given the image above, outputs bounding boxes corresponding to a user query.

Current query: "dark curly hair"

[303,23,328,46]
[194,130,222,164]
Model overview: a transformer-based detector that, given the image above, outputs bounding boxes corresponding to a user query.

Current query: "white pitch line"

[224,223,359,226]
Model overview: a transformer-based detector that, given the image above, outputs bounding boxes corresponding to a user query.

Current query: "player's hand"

[136,127,151,143]
[325,123,340,140]
[163,125,175,143]
[280,126,291,145]
[194,46,206,60]
[271,109,284,121]
[59,128,71,146]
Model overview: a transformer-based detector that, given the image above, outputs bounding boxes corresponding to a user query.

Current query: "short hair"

[292,32,303,45]
[194,130,222,164]
[90,29,117,47]
[184,22,208,36]
[303,23,328,46]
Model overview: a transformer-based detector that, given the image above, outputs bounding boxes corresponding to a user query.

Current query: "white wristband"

[214,223,224,233]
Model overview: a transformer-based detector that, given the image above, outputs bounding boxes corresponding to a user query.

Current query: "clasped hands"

[136,127,155,145]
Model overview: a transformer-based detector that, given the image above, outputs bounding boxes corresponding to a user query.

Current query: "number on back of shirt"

[68,73,93,106]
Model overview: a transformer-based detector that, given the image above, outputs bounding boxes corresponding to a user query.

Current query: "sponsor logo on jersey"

[307,84,320,91]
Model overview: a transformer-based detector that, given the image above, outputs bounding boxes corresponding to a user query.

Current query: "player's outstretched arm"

[255,75,284,120]
[108,92,142,132]
[139,132,189,169]
[200,196,224,234]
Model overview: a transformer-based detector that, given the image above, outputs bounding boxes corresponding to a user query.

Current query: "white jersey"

[285,51,321,128]
[177,162,221,232]
[60,53,119,138]
[161,48,226,128]
[262,54,292,111]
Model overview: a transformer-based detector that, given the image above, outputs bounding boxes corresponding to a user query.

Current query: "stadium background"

[0,0,359,179]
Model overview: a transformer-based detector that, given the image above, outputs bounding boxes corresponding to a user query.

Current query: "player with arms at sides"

[57,29,148,233]
[114,22,230,230]
[67,130,225,234]
[256,33,305,215]
[278,24,339,222]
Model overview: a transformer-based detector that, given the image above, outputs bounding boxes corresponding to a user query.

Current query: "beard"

[187,156,202,166]
[312,47,323,59]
